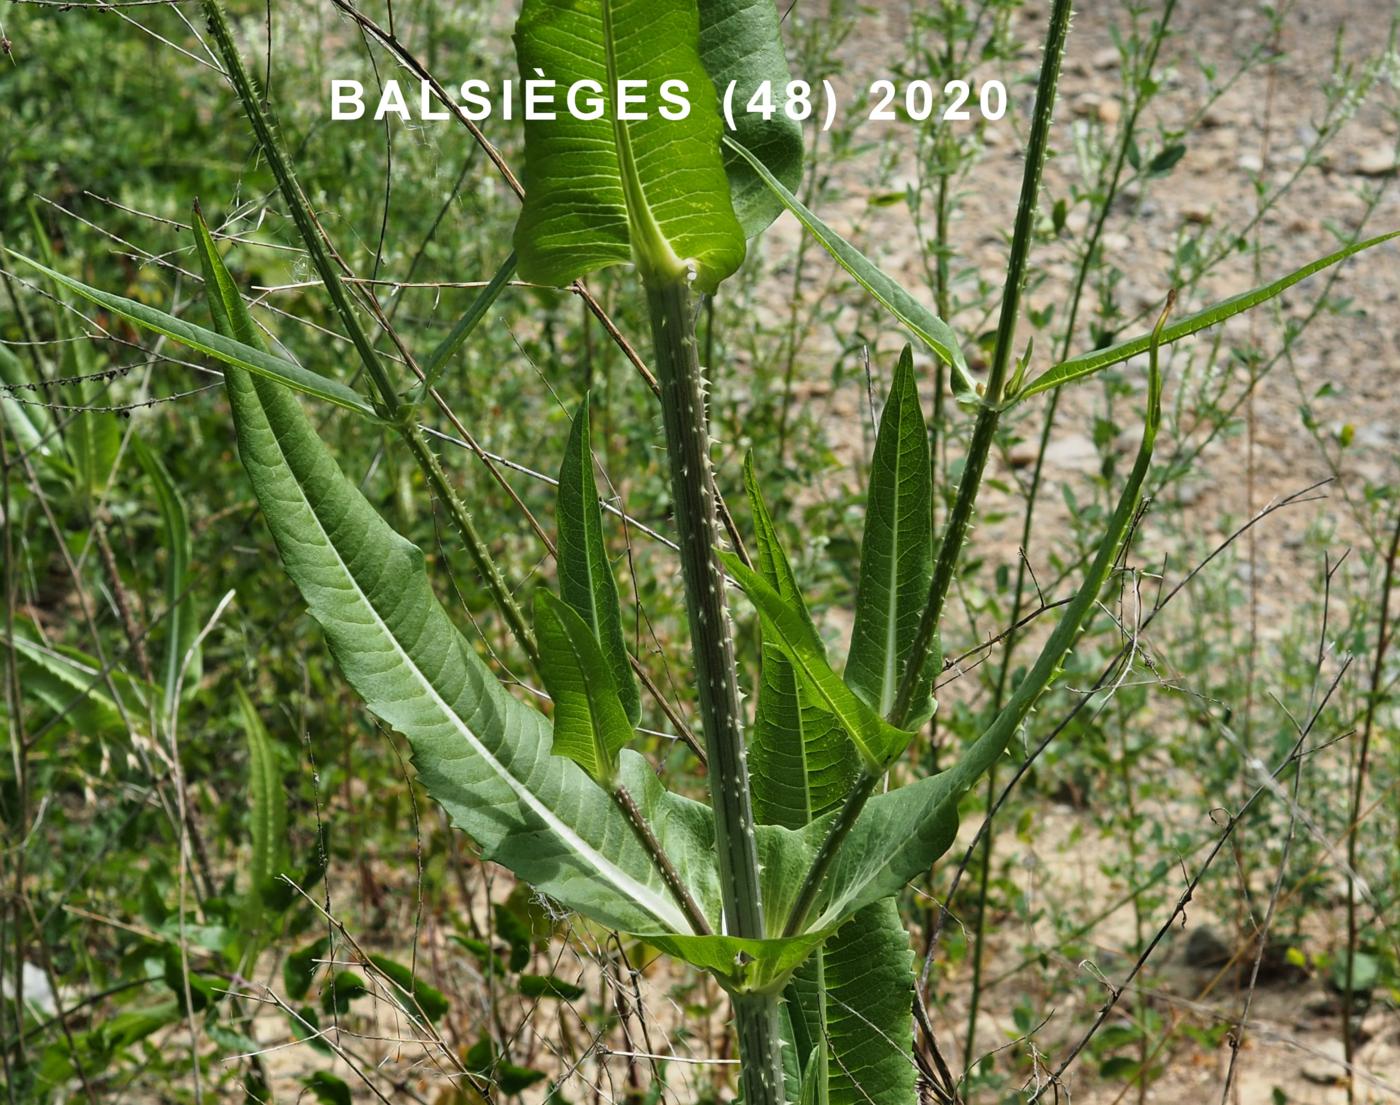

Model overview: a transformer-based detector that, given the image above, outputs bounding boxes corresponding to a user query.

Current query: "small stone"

[1097,97,1122,125]
[1238,152,1264,174]
[1300,1038,1348,1085]
[1182,202,1213,224]
[1091,46,1119,70]
[1041,432,1098,472]
[1356,147,1398,177]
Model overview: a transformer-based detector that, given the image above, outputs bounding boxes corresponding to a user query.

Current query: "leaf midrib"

[254,383,689,933]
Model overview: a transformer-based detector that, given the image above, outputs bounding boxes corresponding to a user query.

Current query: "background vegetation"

[2,0,1398,1101]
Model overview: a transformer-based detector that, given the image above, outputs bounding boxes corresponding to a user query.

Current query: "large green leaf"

[5,253,382,422]
[722,552,911,772]
[845,346,934,722]
[698,0,804,237]
[192,213,714,936]
[822,900,915,1105]
[512,0,745,291]
[556,400,639,724]
[744,456,857,829]
[723,137,974,401]
[533,591,634,786]
[1014,229,1400,402]
[799,300,1169,936]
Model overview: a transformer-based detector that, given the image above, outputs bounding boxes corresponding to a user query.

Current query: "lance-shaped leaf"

[796,298,1169,936]
[0,343,58,464]
[845,346,935,723]
[724,137,975,402]
[556,401,640,724]
[698,0,804,237]
[513,0,745,292]
[744,455,858,829]
[741,460,914,1105]
[132,436,199,706]
[192,211,712,935]
[722,552,912,772]
[22,228,121,499]
[5,253,382,422]
[534,591,635,786]
[1014,229,1400,402]
[235,683,288,905]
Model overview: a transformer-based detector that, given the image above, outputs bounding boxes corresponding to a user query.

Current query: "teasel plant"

[9,0,1396,1100]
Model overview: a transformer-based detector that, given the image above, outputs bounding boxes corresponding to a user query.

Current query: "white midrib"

[878,430,904,717]
[262,415,690,935]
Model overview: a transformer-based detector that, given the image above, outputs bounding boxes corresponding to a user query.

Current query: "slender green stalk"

[612,784,713,936]
[642,271,782,1105]
[200,0,538,668]
[963,9,1175,1065]
[780,0,1075,948]
[889,0,1074,728]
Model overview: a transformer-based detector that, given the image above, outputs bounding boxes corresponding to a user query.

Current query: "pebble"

[1182,201,1213,224]
[1300,1038,1348,1085]
[1097,97,1122,125]
[1239,152,1264,174]
[1091,46,1120,70]
[1356,147,1398,176]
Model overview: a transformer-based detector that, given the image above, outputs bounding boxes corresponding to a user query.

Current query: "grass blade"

[1014,230,1400,402]
[723,137,973,399]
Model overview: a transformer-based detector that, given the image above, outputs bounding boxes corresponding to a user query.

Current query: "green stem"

[642,272,781,1104]
[202,0,539,668]
[612,784,713,936]
[890,0,1074,729]
[782,771,877,938]
[400,426,539,668]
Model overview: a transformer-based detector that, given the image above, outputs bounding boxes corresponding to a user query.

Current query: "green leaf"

[417,250,517,396]
[533,591,635,786]
[304,1071,353,1105]
[368,954,451,1022]
[802,297,1170,935]
[197,214,716,937]
[284,937,328,1002]
[0,342,56,461]
[517,973,586,1001]
[321,970,367,1015]
[822,900,915,1105]
[131,436,197,706]
[743,455,857,830]
[556,400,639,724]
[721,551,911,772]
[723,137,974,400]
[5,252,382,422]
[235,684,287,906]
[512,0,746,292]
[698,0,804,237]
[1014,230,1400,402]
[26,241,121,501]
[845,346,935,722]
[646,930,827,995]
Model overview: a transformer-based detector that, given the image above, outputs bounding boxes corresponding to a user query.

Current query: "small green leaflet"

[534,591,635,786]
[556,400,640,724]
[513,0,746,291]
[845,346,935,723]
